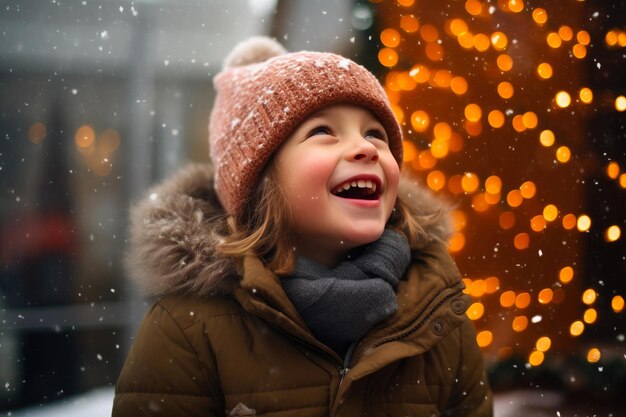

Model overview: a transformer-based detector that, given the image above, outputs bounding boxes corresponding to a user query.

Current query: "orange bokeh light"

[499,211,516,229]
[461,172,480,193]
[520,181,536,199]
[450,76,468,95]
[497,54,513,72]
[28,122,47,144]
[537,62,553,79]
[607,161,620,179]
[420,24,439,42]
[583,308,597,324]
[570,320,584,337]
[476,330,493,347]
[543,204,559,222]
[449,18,468,36]
[488,110,505,128]
[587,348,601,363]
[579,87,593,103]
[522,111,538,129]
[612,295,625,313]
[539,129,555,147]
[75,125,96,148]
[530,215,547,232]
[378,48,398,67]
[425,43,444,61]
[558,25,573,41]
[582,288,597,305]
[497,81,514,99]
[485,175,502,194]
[529,350,544,366]
[536,336,551,352]
[577,30,591,45]
[556,146,571,163]
[449,232,466,252]
[515,292,531,309]
[426,170,446,191]
[464,103,482,122]
[381,28,401,48]
[532,8,547,25]
[506,189,523,207]
[538,288,554,304]
[410,110,430,132]
[559,266,574,284]
[512,115,526,133]
[410,65,430,83]
[491,31,508,50]
[572,43,587,59]
[512,316,528,332]
[500,290,516,308]
[547,32,562,48]
[562,214,577,230]
[465,0,483,16]
[400,14,420,33]
[467,302,485,320]
[507,0,524,13]
[473,33,491,52]
[514,233,530,250]
[555,91,571,108]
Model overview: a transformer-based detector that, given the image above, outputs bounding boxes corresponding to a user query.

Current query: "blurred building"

[0,0,377,410]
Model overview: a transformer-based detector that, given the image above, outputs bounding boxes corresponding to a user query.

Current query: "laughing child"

[113,37,493,417]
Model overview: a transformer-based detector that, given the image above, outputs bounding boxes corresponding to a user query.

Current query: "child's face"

[275,104,400,267]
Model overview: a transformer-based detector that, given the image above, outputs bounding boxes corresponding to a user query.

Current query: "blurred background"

[0,0,624,415]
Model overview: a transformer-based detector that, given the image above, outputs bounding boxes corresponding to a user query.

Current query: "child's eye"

[364,129,387,142]
[307,125,332,138]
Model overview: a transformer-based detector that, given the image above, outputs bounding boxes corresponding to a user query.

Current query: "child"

[113,37,493,416]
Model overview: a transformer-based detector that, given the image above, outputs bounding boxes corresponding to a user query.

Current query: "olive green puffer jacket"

[113,164,493,417]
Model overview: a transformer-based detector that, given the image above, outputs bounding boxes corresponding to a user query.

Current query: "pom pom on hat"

[223,36,287,69]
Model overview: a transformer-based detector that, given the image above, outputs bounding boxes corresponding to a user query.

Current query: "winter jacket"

[112,164,493,417]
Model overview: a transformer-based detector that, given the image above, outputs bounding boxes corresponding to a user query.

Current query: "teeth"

[333,179,379,195]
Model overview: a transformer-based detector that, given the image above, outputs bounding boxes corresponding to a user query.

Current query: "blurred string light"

[373,0,625,367]
[74,125,120,176]
[27,122,119,177]
[27,122,47,144]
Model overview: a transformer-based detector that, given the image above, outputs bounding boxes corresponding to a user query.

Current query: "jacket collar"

[231,237,468,371]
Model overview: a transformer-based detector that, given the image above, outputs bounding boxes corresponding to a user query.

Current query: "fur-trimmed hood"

[126,164,454,297]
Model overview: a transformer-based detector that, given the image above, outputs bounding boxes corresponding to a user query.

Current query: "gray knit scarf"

[281,229,411,357]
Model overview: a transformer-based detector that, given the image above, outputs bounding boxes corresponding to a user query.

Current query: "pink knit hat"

[209,37,403,214]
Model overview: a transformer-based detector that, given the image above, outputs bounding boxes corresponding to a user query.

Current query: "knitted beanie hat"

[209,36,403,214]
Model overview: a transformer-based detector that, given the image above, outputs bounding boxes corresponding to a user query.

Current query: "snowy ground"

[4,388,113,417]
[3,387,622,416]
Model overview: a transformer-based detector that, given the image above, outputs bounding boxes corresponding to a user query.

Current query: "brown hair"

[217,161,296,275]
[217,161,444,275]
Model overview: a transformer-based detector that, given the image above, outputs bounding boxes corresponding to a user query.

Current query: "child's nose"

[349,138,379,162]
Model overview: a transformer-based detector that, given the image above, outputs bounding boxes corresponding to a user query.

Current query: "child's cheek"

[291,158,332,195]
[386,161,401,193]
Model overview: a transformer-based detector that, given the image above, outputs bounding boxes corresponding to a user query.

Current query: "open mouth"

[331,177,382,201]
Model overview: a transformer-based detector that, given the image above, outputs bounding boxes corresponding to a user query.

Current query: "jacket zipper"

[338,340,359,387]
